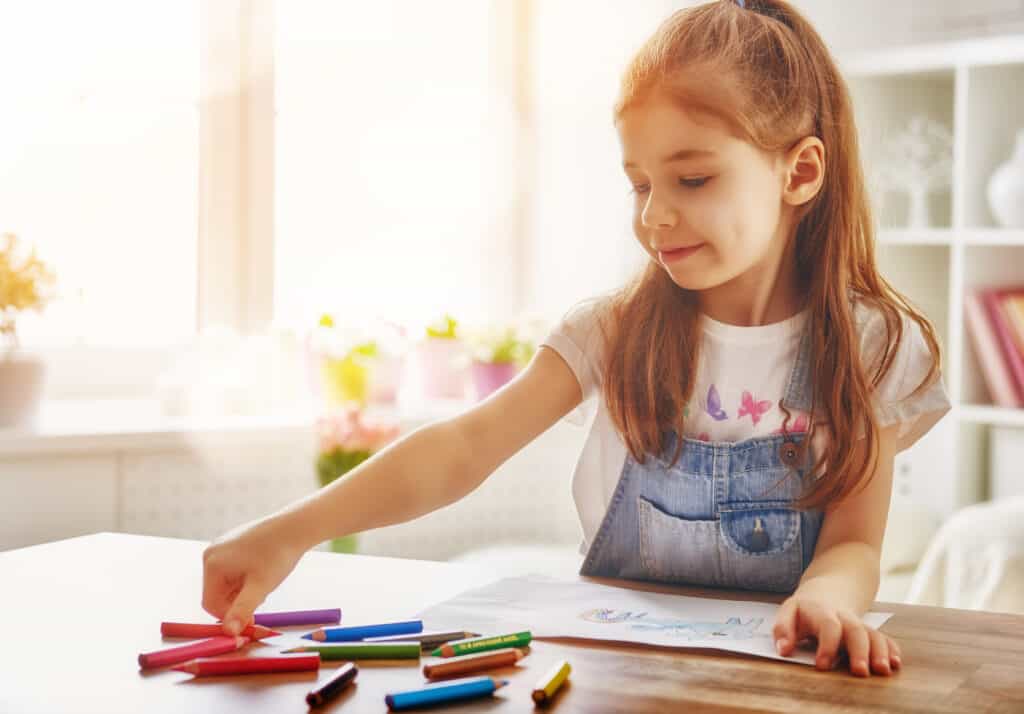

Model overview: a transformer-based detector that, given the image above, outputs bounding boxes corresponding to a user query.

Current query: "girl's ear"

[781,136,825,207]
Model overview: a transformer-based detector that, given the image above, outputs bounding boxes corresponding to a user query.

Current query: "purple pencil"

[250,608,342,627]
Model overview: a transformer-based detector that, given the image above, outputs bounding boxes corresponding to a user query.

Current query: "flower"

[315,406,401,455]
[0,232,57,352]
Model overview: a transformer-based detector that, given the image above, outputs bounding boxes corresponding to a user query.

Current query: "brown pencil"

[422,647,525,680]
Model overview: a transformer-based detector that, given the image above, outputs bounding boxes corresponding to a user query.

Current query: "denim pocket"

[637,497,724,586]
[718,504,803,593]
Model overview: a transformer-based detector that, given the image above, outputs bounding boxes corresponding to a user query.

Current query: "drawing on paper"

[579,608,764,640]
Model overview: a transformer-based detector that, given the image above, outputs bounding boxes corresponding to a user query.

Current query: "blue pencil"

[304,619,423,642]
[385,676,508,711]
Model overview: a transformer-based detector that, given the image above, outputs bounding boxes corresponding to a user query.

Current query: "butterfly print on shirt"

[705,384,728,421]
[737,390,772,426]
[771,413,810,435]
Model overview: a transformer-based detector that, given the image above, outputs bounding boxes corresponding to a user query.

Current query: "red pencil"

[172,654,322,676]
[138,636,250,669]
[160,622,282,640]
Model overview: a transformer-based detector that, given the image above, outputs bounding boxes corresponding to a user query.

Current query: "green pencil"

[431,631,532,658]
[282,642,421,660]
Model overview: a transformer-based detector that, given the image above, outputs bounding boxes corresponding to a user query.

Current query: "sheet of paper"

[417,574,893,667]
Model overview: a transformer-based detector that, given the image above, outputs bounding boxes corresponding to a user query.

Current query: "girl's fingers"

[887,634,903,669]
[867,628,892,676]
[839,613,871,677]
[772,599,799,656]
[814,615,843,670]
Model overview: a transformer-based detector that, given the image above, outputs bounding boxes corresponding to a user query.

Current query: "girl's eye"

[679,177,710,188]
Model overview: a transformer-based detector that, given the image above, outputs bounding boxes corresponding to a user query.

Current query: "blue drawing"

[579,608,763,641]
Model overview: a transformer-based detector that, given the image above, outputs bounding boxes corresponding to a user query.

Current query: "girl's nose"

[641,191,678,229]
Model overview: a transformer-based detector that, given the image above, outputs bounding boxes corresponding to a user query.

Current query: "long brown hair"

[596,0,943,511]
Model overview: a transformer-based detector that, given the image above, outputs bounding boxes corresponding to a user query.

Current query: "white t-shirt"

[540,295,953,555]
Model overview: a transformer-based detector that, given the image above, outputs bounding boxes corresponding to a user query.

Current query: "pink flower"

[316,406,401,454]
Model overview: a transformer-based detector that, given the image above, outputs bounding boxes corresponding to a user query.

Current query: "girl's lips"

[658,243,704,262]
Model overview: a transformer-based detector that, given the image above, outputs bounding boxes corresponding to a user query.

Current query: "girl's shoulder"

[849,293,943,399]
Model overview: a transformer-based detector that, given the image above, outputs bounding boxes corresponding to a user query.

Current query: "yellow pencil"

[531,659,571,705]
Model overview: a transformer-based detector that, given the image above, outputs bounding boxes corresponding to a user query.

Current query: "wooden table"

[3,533,1023,713]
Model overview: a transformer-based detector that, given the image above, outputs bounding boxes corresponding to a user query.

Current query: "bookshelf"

[841,34,1024,517]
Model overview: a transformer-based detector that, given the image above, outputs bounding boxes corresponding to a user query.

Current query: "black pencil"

[306,661,358,708]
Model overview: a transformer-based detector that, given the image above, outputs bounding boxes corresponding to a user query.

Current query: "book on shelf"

[964,285,1024,408]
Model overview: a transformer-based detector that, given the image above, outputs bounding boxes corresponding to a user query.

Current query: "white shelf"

[843,34,1024,76]
[846,37,1024,516]
[878,229,1024,246]
[958,405,1024,429]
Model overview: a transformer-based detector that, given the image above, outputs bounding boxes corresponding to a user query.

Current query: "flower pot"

[368,353,405,405]
[0,353,46,428]
[471,360,518,401]
[988,128,1024,228]
[416,338,469,400]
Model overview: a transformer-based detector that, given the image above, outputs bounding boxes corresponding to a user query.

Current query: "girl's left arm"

[772,422,903,677]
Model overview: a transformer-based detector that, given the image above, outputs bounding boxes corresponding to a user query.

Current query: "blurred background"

[2,0,1024,614]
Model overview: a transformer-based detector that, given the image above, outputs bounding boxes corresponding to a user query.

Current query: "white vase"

[0,352,47,428]
[907,183,930,229]
[987,128,1024,229]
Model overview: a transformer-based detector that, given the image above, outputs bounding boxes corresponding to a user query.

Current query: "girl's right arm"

[202,345,583,634]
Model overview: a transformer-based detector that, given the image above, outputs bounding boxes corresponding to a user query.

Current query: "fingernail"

[892,655,902,669]
[226,619,241,635]
[776,639,787,654]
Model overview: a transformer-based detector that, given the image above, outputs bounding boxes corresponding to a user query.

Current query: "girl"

[202,0,952,679]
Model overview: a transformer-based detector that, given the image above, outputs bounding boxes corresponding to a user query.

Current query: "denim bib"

[580,327,824,594]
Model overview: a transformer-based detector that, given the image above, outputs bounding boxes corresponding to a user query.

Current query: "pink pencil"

[138,635,250,669]
[160,622,282,640]
[173,654,321,676]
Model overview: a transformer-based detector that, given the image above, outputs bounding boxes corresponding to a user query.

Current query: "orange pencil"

[423,648,525,680]
[138,635,249,669]
[160,622,282,640]
[172,654,321,676]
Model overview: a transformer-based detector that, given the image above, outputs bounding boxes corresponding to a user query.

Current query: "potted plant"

[314,406,402,553]
[308,314,407,408]
[415,313,470,400]
[0,233,56,428]
[466,323,536,400]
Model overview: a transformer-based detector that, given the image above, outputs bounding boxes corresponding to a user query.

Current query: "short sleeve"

[540,296,609,426]
[856,302,953,454]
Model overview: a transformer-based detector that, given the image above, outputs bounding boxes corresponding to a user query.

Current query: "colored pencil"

[249,608,341,627]
[364,630,481,649]
[282,642,422,660]
[386,676,508,711]
[306,662,359,708]
[304,619,423,642]
[172,654,321,676]
[431,631,532,658]
[138,635,249,670]
[423,647,525,680]
[160,622,281,640]
[532,659,571,705]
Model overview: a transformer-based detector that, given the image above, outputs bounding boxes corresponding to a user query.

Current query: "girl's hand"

[201,515,308,635]
[772,593,902,677]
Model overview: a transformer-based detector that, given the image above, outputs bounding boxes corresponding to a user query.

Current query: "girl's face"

[617,91,796,294]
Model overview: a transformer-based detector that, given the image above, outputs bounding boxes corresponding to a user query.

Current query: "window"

[0,1,200,348]
[274,1,523,331]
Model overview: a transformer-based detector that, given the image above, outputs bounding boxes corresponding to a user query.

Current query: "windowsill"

[0,397,473,457]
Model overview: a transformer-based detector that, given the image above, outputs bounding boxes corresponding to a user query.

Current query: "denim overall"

[580,327,824,594]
